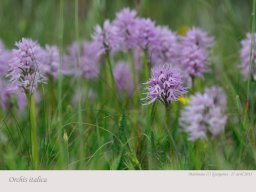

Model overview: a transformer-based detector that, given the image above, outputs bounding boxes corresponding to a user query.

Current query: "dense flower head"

[92,20,123,55]
[40,45,60,79]
[179,43,209,78]
[179,86,227,141]
[182,27,214,49]
[143,64,187,105]
[113,61,133,96]
[150,26,179,66]
[113,8,138,50]
[240,33,256,80]
[179,27,213,78]
[135,18,157,50]
[8,38,46,94]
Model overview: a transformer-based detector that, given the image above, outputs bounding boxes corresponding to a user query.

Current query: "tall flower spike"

[113,8,138,50]
[8,38,45,94]
[179,43,209,78]
[179,27,213,79]
[135,18,157,50]
[150,26,179,66]
[240,33,256,80]
[142,64,187,106]
[92,20,123,55]
[179,86,227,141]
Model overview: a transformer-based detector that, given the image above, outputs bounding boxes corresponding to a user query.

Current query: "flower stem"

[146,102,157,169]
[75,0,84,169]
[165,105,177,161]
[143,50,150,80]
[106,52,118,107]
[129,50,138,106]
[26,93,39,169]
[57,0,67,168]
[165,106,171,129]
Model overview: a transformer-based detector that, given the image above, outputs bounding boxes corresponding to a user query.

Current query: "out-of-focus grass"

[0,0,255,170]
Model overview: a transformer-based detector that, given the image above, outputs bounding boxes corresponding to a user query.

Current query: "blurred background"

[0,0,252,45]
[0,0,253,79]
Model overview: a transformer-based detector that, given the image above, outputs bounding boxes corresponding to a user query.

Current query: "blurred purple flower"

[135,18,157,50]
[80,42,100,80]
[0,41,11,77]
[63,42,80,76]
[8,38,46,94]
[150,26,179,66]
[63,42,100,80]
[113,61,133,96]
[179,27,213,79]
[40,45,60,79]
[92,20,123,55]
[179,86,227,141]
[113,8,138,50]
[240,33,256,80]
[182,27,214,49]
[0,81,27,113]
[142,64,187,105]
[179,43,209,78]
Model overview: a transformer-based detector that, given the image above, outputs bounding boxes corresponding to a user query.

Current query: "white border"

[0,171,255,192]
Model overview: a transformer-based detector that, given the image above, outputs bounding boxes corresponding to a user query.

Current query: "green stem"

[192,76,202,93]
[57,0,66,168]
[189,141,202,170]
[75,0,84,169]
[106,52,118,105]
[143,50,150,80]
[165,105,177,162]
[26,93,39,169]
[146,102,157,169]
[165,106,171,129]
[129,50,138,106]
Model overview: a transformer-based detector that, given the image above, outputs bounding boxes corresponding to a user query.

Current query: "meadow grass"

[0,0,256,170]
